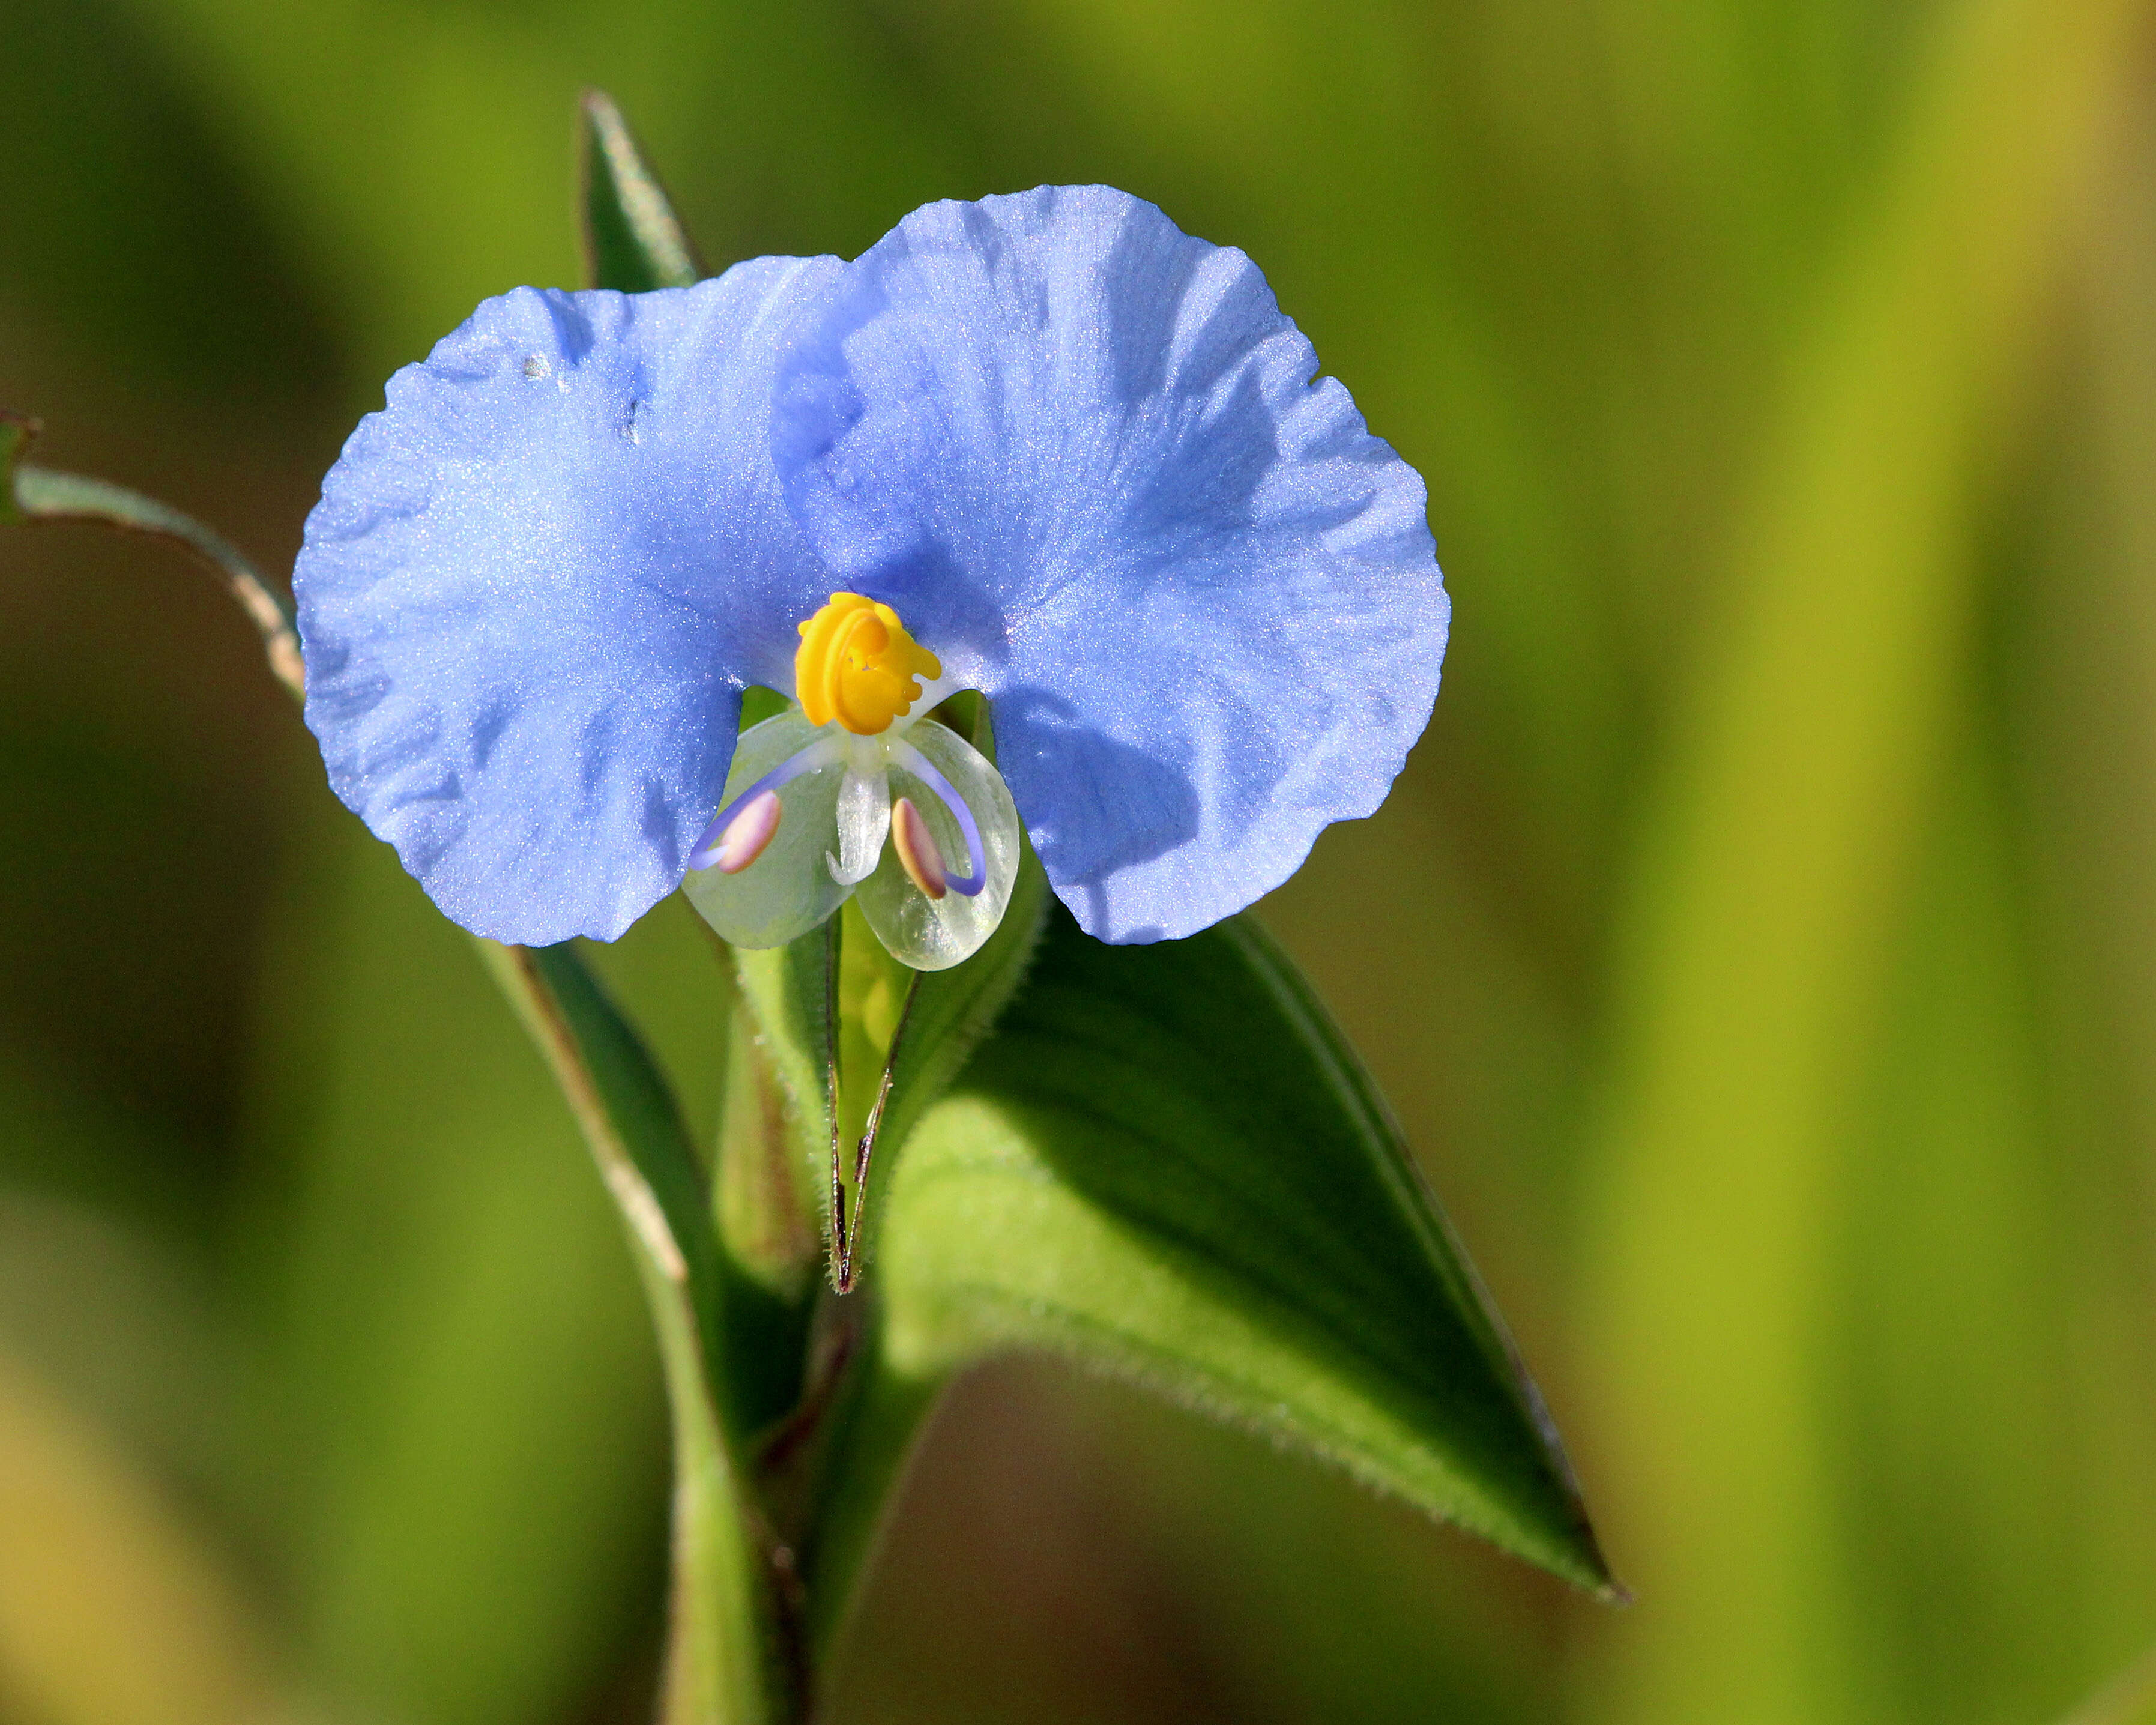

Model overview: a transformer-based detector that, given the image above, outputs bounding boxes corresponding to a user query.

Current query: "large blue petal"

[774,187,1446,943]
[297,259,841,944]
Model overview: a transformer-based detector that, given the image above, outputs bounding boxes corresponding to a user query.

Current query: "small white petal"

[829,766,891,886]
[683,712,850,949]
[857,721,1021,971]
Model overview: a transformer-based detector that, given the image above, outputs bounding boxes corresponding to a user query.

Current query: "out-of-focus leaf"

[581,87,702,293]
[1574,0,2150,1716]
[876,907,1612,1595]
[2053,1645,2156,1725]
[0,1346,285,1725]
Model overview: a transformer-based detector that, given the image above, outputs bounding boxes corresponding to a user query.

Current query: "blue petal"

[774,187,1447,943]
[297,259,841,944]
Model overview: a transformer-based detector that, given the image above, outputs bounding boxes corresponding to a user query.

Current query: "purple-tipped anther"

[688,739,839,872]
[889,737,986,896]
[709,791,781,874]
[890,797,947,900]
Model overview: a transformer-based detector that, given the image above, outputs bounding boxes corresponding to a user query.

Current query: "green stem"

[5,441,304,700]
[486,944,795,1725]
[793,1329,941,1668]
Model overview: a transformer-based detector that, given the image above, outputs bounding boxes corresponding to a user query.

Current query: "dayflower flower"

[295,187,1447,971]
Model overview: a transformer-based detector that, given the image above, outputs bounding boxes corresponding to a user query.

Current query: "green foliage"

[881,907,1610,1594]
[581,88,702,294]
[850,834,1049,1281]
[1575,1,2150,1719]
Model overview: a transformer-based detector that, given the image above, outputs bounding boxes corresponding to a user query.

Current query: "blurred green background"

[5,0,2156,1720]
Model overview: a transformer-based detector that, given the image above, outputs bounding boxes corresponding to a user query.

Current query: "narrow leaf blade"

[580,88,702,294]
[831,701,1051,1285]
[879,907,1614,1594]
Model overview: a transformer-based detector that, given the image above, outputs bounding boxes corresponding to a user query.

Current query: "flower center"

[795,593,941,736]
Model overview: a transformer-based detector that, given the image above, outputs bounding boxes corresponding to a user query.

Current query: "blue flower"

[773,186,1447,943]
[295,187,1446,965]
[297,258,842,947]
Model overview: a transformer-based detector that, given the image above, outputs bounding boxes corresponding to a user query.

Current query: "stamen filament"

[887,737,987,896]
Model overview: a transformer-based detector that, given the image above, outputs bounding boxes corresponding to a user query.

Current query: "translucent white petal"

[856,719,1021,971]
[682,712,849,948]
[829,766,891,886]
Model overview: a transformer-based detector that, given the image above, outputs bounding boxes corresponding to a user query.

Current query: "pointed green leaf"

[877,907,1614,1594]
[579,88,701,294]
[826,702,1051,1287]
[733,704,1053,1291]
[863,704,1049,1172]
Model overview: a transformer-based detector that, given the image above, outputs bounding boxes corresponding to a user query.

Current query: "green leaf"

[579,88,701,294]
[877,907,1615,1595]
[838,844,1050,1287]
[827,699,1051,1289]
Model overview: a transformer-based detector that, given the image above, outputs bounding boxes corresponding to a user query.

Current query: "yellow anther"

[794,593,941,735]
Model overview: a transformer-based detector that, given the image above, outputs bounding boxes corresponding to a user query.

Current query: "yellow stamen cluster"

[794,593,942,736]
